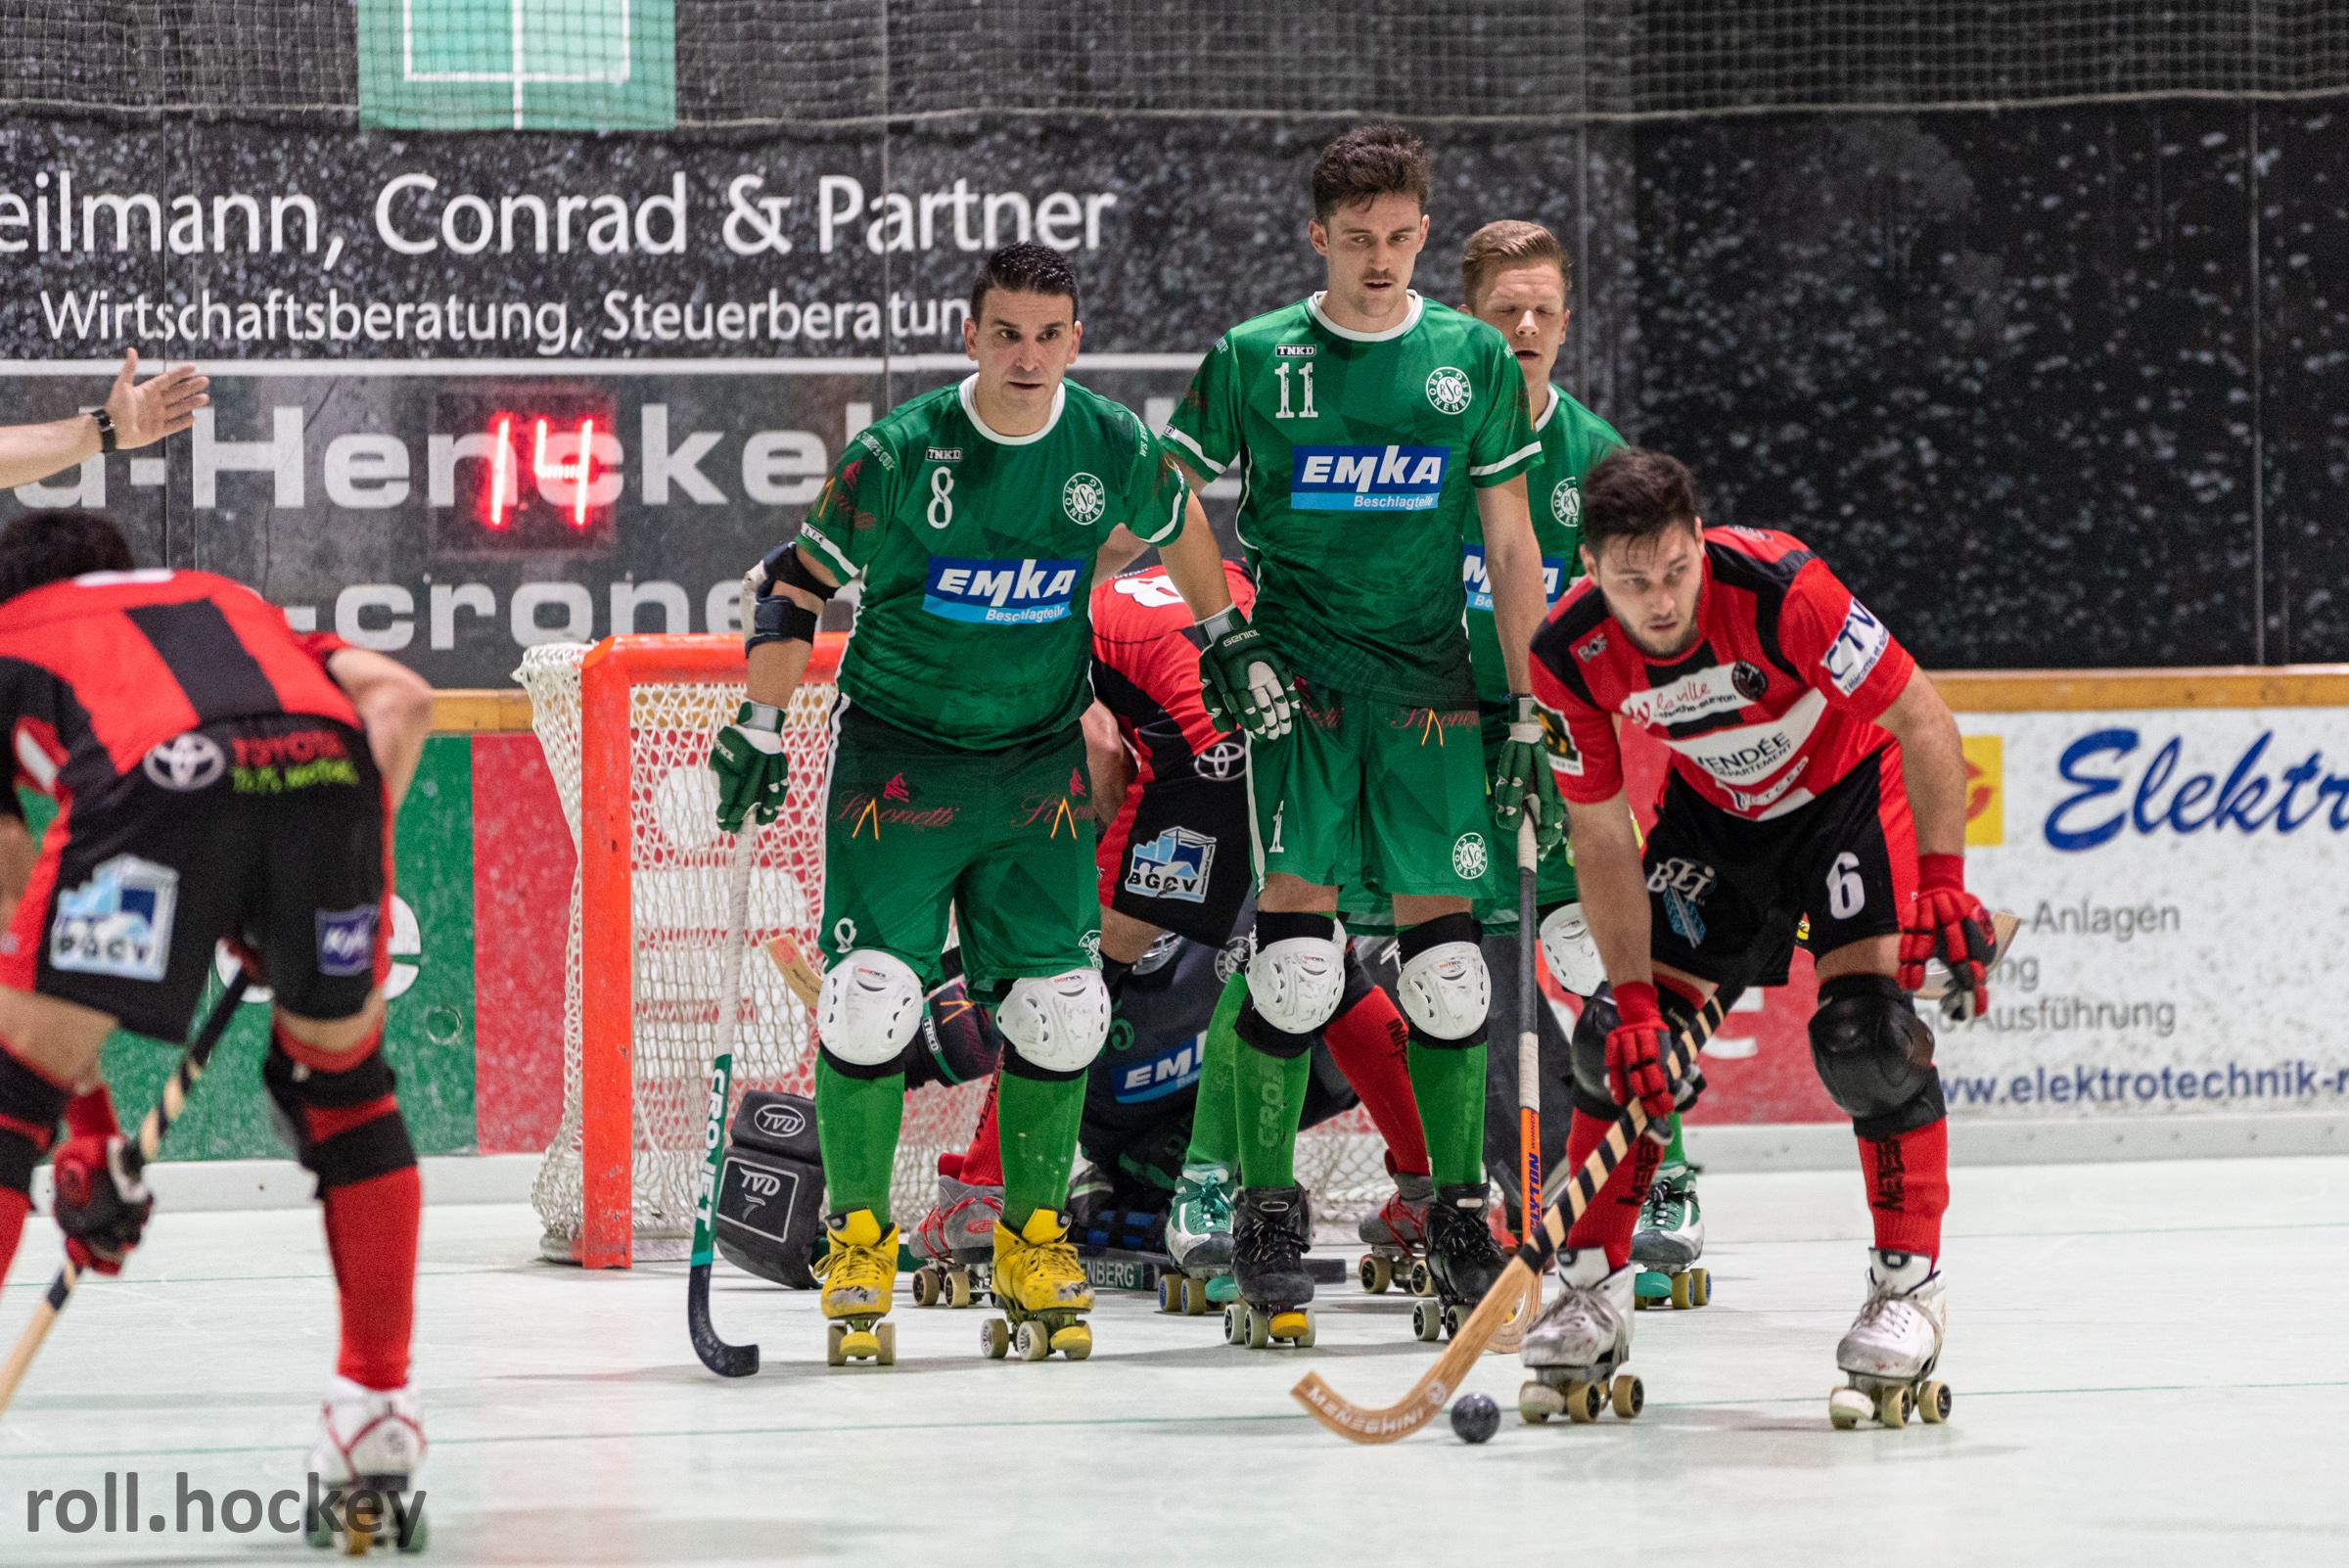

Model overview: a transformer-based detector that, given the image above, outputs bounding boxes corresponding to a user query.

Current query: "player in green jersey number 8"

[1161,125,1563,1349]
[707,244,1275,1367]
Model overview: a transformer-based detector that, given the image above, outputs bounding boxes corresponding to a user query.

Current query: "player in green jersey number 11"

[1160,125,1564,1350]
[706,244,1288,1367]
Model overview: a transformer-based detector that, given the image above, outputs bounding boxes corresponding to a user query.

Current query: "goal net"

[521,632,1393,1268]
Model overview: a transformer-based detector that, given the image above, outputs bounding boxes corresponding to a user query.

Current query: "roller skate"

[1632,1163,1711,1311]
[1225,1184,1316,1349]
[1518,1248,1643,1425]
[981,1209,1094,1361]
[817,1208,898,1366]
[1355,1169,1433,1296]
[1159,1164,1237,1316]
[1412,1183,1509,1343]
[909,1163,1000,1310]
[303,1377,429,1554]
[1828,1251,1951,1430]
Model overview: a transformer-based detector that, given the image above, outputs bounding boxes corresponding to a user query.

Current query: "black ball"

[1451,1393,1500,1445]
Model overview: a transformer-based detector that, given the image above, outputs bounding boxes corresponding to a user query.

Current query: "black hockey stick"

[1294,992,1725,1444]
[688,828,761,1378]
[1490,814,1543,1357]
[0,969,252,1420]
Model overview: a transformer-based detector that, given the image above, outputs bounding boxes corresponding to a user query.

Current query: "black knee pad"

[0,1049,68,1195]
[715,1090,825,1289]
[905,976,1003,1091]
[1568,985,1617,1120]
[1808,974,1946,1138]
[261,1042,416,1191]
[1236,996,1318,1061]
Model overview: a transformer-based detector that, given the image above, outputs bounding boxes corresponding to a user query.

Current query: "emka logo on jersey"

[1460,547,1565,612]
[921,557,1082,624]
[1821,599,1891,696]
[1126,826,1216,903]
[50,854,178,982]
[1114,1032,1209,1103]
[1290,445,1448,512]
[315,905,379,977]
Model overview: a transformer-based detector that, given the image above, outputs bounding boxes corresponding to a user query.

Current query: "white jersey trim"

[1470,438,1543,479]
[1307,290,1425,344]
[1534,384,1562,435]
[1161,423,1225,476]
[959,374,1066,447]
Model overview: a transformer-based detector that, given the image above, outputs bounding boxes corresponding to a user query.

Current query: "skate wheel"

[1566,1381,1605,1424]
[1359,1253,1392,1295]
[911,1268,939,1308]
[1245,1306,1272,1350]
[1183,1276,1211,1315]
[981,1318,1010,1360]
[1222,1304,1246,1346]
[825,1321,848,1367]
[946,1268,975,1310]
[875,1320,897,1367]
[1688,1268,1711,1308]
[1407,1259,1434,1297]
[1014,1318,1049,1360]
[1292,1310,1316,1350]
[1669,1271,1693,1310]
[1441,1304,1462,1341]
[1519,1381,1564,1423]
[1157,1275,1181,1314]
[1052,1324,1093,1360]
[1877,1384,1911,1428]
[1611,1372,1644,1419]
[1916,1380,1953,1424]
[1412,1300,1444,1343]
[1828,1386,1871,1429]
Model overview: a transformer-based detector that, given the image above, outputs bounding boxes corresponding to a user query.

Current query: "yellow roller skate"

[817,1208,899,1367]
[981,1209,1095,1361]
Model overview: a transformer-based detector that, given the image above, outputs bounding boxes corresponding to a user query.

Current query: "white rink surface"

[3,1157,2346,1567]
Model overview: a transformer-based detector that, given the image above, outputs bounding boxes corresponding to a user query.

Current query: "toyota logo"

[142,733,226,792]
[1193,741,1244,781]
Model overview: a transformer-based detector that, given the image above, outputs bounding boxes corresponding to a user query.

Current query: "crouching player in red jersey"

[1520,451,1996,1431]
[0,510,437,1543]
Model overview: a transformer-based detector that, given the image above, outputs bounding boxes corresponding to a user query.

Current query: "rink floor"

[3,1156,2346,1566]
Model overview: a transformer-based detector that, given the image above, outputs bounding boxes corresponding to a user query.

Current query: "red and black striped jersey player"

[1519,449,1997,1431]
[0,509,438,1540]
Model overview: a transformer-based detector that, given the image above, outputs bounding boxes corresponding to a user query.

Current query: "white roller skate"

[303,1377,428,1555]
[1632,1163,1711,1311]
[1518,1249,1643,1425]
[909,1162,1000,1309]
[1829,1250,1951,1430]
[1355,1169,1433,1296]
[1160,1164,1237,1316]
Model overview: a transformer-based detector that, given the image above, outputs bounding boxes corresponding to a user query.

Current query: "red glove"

[52,1131,153,1278]
[1604,982,1680,1126]
[1901,854,1996,1021]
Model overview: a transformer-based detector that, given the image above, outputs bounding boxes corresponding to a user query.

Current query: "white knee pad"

[816,949,925,1068]
[995,968,1112,1075]
[1396,940,1491,1040]
[1246,925,1347,1035]
[1540,902,1607,997]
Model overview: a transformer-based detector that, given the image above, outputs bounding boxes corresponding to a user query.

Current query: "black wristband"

[88,408,117,453]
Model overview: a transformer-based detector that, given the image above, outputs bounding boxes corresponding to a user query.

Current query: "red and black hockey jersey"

[0,570,359,809]
[1087,561,1257,786]
[1529,528,1914,821]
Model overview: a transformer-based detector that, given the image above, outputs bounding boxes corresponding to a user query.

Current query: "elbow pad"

[746,591,819,655]
[765,542,840,601]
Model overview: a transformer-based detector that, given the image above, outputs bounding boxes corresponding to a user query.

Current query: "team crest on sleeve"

[1062,472,1107,527]
[1425,366,1473,416]
[1820,599,1891,696]
[1549,480,1581,526]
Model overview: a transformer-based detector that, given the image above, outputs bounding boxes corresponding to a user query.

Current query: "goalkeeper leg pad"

[716,1089,826,1288]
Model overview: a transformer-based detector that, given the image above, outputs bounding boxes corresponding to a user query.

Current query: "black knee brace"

[1808,974,1946,1138]
[1569,983,1711,1121]
[0,1048,69,1196]
[262,1042,417,1191]
[904,976,1003,1090]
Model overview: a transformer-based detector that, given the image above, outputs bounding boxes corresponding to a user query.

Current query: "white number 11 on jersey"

[1272,362,1317,420]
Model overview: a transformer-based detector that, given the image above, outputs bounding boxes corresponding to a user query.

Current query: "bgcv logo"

[921,557,1082,624]
[1290,446,1448,512]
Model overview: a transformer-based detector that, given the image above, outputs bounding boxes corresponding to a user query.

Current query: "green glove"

[710,701,789,833]
[1195,606,1295,741]
[1492,695,1566,859]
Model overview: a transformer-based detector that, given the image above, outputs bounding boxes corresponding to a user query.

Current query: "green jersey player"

[707,244,1274,1366]
[1162,125,1563,1345]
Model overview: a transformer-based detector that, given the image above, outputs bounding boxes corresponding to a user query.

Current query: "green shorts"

[818,703,1100,999]
[1472,707,1582,931]
[1248,679,1493,927]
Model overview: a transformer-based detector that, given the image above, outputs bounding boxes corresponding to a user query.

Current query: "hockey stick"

[0,969,252,1421]
[764,932,822,1009]
[688,827,761,1378]
[1489,815,1543,1357]
[1291,992,1726,1444]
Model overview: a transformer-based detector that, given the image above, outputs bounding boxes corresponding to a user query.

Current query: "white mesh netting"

[520,636,1390,1263]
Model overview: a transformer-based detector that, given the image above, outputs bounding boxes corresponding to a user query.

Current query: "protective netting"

[4,1,2344,129]
[519,635,1398,1263]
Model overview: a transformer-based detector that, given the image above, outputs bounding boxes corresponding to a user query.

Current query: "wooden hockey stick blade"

[0,971,248,1421]
[765,934,822,1008]
[1292,997,1723,1443]
[1914,908,2022,1002]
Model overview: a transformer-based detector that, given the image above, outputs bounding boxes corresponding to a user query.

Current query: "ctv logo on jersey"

[1459,547,1565,612]
[1125,826,1216,903]
[921,557,1082,624]
[1821,598,1891,696]
[1290,445,1448,512]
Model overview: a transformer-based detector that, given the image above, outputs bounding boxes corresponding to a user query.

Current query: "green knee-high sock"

[997,1069,1086,1228]
[1182,971,1249,1175]
[1406,1040,1488,1189]
[1661,1111,1687,1168]
[1233,1029,1312,1189]
[814,1057,905,1229]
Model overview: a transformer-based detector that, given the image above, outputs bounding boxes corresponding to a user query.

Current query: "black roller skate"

[1224,1184,1316,1349]
[1413,1183,1508,1342]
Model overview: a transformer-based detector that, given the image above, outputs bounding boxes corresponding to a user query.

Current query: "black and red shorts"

[1641,748,1916,986]
[1095,768,1252,949]
[2,716,391,1039]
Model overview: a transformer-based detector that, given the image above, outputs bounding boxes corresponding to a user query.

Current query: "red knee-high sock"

[1320,989,1430,1177]
[0,1043,70,1285]
[1560,1107,1664,1269]
[1857,1119,1949,1259]
[958,1071,1004,1187]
